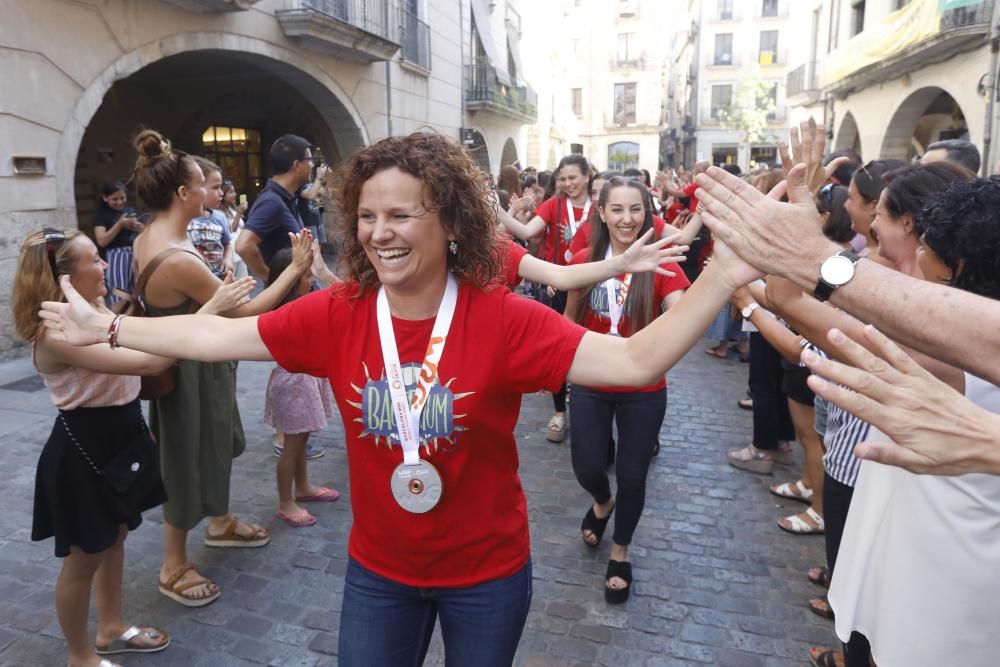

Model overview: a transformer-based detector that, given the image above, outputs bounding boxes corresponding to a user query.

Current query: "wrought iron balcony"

[465,62,538,124]
[401,9,431,70]
[276,0,400,63]
[160,0,259,11]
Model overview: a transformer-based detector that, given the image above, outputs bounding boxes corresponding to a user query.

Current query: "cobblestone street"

[0,345,830,667]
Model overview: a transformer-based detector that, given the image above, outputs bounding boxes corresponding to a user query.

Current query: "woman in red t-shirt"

[564,176,690,604]
[43,133,761,667]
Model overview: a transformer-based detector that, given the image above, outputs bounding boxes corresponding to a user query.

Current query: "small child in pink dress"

[264,249,339,527]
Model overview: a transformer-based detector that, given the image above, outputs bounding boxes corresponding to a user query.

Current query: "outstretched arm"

[516,229,687,291]
[40,276,270,362]
[497,202,547,241]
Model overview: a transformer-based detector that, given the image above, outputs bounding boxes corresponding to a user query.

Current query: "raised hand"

[695,162,832,277]
[289,229,314,273]
[778,118,849,196]
[200,272,255,315]
[620,229,687,277]
[802,326,1000,476]
[39,275,107,346]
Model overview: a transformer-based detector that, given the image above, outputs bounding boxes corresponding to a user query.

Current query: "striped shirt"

[822,399,871,487]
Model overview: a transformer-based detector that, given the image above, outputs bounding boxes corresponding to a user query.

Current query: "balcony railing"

[401,9,431,70]
[277,0,400,62]
[161,0,259,11]
[465,62,538,123]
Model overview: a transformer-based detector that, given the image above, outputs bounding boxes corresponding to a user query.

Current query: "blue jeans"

[338,557,532,666]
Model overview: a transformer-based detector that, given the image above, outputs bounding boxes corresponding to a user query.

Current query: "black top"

[245,180,303,265]
[92,202,137,250]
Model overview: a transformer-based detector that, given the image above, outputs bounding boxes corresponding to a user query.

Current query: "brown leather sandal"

[204,517,269,548]
[158,562,220,608]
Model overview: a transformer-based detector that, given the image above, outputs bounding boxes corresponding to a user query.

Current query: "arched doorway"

[467,130,491,175]
[835,111,862,156]
[59,33,367,231]
[880,87,968,161]
[500,137,519,167]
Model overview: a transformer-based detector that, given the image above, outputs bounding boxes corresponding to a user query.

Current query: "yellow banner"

[826,0,942,83]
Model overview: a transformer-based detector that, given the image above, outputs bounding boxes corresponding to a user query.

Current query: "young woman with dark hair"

[564,176,689,603]
[42,131,761,665]
[92,180,142,305]
[844,158,906,267]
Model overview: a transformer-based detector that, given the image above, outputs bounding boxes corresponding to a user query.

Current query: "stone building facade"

[0,0,535,356]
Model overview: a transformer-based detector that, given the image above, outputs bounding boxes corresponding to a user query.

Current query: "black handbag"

[59,412,162,517]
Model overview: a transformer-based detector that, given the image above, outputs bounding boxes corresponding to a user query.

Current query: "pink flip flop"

[295,486,340,503]
[276,510,316,527]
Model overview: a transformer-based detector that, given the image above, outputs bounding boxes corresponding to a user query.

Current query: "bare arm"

[236,229,269,278]
[566,257,750,387]
[695,160,1000,385]
[497,204,547,241]
[38,336,175,376]
[93,217,129,248]
[673,212,705,247]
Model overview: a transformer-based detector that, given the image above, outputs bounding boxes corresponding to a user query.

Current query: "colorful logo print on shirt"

[588,281,622,318]
[347,362,473,456]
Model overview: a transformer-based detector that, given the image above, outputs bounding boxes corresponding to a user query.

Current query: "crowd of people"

[10,121,999,667]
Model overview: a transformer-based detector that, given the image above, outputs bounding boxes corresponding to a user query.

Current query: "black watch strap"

[814,250,860,302]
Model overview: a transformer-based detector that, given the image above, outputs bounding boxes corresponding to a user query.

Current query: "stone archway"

[500,137,519,167]
[835,111,861,156]
[880,87,969,161]
[57,32,369,213]
[467,130,491,175]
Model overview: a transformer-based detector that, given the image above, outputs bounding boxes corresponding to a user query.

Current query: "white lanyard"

[564,197,592,241]
[603,246,632,336]
[376,273,459,465]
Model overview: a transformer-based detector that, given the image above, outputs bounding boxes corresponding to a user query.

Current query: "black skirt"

[32,399,167,557]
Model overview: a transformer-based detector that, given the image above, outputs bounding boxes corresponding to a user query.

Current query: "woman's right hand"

[620,229,687,277]
[39,275,109,346]
[199,272,255,315]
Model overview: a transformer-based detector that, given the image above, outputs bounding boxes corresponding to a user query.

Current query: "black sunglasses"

[42,228,66,279]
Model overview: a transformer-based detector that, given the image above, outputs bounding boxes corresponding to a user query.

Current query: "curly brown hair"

[333,132,503,294]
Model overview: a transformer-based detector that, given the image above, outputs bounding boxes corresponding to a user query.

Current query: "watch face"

[821,255,855,286]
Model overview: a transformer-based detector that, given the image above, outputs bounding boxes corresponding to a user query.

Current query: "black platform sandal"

[580,503,615,548]
[604,559,632,604]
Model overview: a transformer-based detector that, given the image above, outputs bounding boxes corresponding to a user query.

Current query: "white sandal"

[769,479,813,504]
[778,507,825,535]
[545,413,567,443]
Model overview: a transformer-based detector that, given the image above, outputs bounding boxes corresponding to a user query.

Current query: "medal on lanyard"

[376,273,459,513]
[563,198,592,262]
[604,246,632,337]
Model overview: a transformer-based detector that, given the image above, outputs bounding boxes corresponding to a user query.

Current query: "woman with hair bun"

[10,228,251,667]
[43,131,761,665]
[127,129,315,607]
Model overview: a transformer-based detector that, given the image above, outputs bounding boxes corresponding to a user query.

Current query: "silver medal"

[564,249,573,262]
[390,460,443,513]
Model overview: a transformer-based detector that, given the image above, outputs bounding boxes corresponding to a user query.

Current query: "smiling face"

[103,189,126,211]
[846,178,876,236]
[872,190,917,267]
[67,235,108,301]
[559,164,586,202]
[357,167,451,292]
[600,184,646,253]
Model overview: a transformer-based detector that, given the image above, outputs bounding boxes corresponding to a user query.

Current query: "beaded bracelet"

[107,314,126,349]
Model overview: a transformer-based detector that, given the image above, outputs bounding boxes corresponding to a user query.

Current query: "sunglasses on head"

[42,228,66,279]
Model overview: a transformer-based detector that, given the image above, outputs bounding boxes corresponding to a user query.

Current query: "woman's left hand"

[39,275,107,346]
[289,229,314,274]
[620,229,687,277]
[729,286,753,309]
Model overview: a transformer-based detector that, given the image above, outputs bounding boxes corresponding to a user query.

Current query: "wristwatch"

[741,302,760,319]
[814,250,861,302]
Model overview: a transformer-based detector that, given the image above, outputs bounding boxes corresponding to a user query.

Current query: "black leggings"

[544,289,569,413]
[569,385,666,546]
[823,472,872,667]
[748,332,795,449]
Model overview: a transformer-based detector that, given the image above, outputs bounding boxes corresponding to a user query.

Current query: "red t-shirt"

[569,249,690,393]
[258,282,587,587]
[681,182,699,212]
[534,195,588,265]
[502,238,529,289]
[569,216,669,255]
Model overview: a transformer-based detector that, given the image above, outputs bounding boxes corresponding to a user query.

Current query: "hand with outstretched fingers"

[619,229,687,277]
[200,272,255,315]
[695,162,836,278]
[289,229,314,274]
[801,325,1000,476]
[778,118,850,196]
[39,275,108,347]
